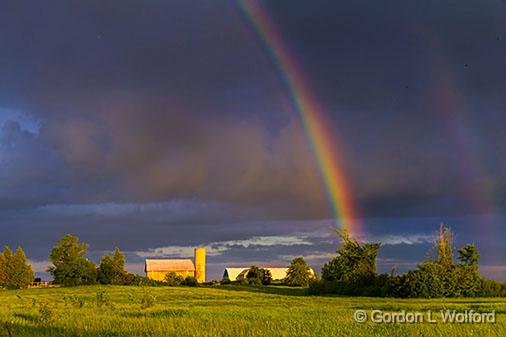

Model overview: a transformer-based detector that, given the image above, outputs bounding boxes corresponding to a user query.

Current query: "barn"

[145,259,195,281]
[223,267,292,281]
[145,248,206,283]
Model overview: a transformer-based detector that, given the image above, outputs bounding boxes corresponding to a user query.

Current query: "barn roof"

[224,267,292,280]
[223,268,246,280]
[145,259,195,272]
[264,268,289,280]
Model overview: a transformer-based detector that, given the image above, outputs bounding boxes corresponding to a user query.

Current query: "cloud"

[136,234,313,258]
[28,260,51,273]
[479,265,506,281]
[1,97,330,219]
[362,234,434,246]
[46,107,326,214]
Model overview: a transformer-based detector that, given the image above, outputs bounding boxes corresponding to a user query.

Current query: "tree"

[458,244,480,270]
[0,246,34,289]
[11,247,35,289]
[284,257,313,287]
[111,248,126,276]
[398,227,482,298]
[48,234,97,286]
[97,255,113,284]
[246,266,263,285]
[261,269,272,285]
[437,224,454,270]
[0,249,6,287]
[98,248,127,285]
[322,230,380,283]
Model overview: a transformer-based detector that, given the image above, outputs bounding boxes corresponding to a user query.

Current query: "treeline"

[0,234,165,289]
[309,225,506,297]
[47,234,157,287]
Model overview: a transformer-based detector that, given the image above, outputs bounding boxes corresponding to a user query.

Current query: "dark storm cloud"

[1,0,506,217]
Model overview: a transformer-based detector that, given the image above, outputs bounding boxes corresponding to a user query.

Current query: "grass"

[0,285,504,336]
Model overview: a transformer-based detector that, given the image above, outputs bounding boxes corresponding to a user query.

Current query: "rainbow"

[238,0,361,236]
[427,44,503,254]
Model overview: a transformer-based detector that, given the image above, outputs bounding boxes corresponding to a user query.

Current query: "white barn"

[223,267,313,281]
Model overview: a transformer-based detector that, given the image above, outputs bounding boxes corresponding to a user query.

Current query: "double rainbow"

[239,0,360,236]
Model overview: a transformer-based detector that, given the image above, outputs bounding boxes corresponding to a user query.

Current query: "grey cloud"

[136,234,313,258]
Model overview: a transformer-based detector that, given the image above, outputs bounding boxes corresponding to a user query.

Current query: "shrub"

[233,279,248,286]
[38,300,56,324]
[117,272,144,286]
[140,289,156,309]
[220,276,231,285]
[183,276,198,287]
[247,277,262,286]
[95,289,113,308]
[312,225,498,298]
[481,279,506,297]
[135,276,166,287]
[245,266,271,286]
[63,295,86,308]
[165,272,185,286]
[261,269,272,285]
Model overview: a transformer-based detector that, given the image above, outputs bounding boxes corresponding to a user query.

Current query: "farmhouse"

[145,247,206,283]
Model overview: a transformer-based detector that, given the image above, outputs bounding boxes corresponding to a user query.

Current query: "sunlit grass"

[0,285,504,336]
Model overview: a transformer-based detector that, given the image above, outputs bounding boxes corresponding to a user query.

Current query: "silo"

[194,247,206,283]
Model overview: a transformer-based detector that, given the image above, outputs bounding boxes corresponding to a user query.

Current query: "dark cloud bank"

[1,0,505,280]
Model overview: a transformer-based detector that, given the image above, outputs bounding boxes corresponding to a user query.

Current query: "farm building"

[145,247,206,283]
[223,267,294,281]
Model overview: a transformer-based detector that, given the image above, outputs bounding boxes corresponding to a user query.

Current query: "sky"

[1,0,506,281]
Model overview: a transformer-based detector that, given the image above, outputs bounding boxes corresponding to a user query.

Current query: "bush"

[261,269,272,285]
[165,272,185,286]
[183,276,198,287]
[231,279,249,286]
[311,225,500,298]
[247,277,262,286]
[310,261,487,298]
[117,273,144,286]
[245,266,262,285]
[135,276,167,287]
[481,279,506,297]
[63,295,86,308]
[38,300,57,324]
[95,289,113,308]
[220,276,231,285]
[244,266,271,286]
[140,288,156,309]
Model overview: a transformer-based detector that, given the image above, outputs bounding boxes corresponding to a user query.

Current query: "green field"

[0,285,504,336]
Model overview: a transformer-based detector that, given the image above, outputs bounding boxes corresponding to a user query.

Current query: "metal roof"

[145,259,195,272]
[224,267,292,280]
